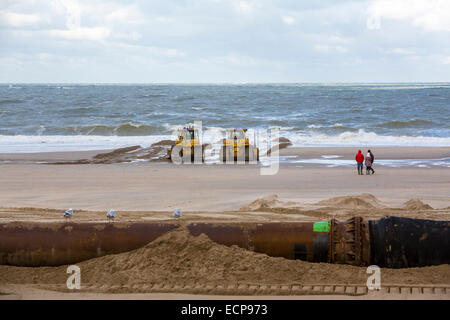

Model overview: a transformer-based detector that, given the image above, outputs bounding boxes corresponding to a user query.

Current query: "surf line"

[180,304,216,318]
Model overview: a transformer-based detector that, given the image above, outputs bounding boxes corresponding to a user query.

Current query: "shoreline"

[1,146,450,165]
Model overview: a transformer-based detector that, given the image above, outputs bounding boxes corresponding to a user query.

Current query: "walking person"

[368,149,375,174]
[355,149,364,175]
[365,152,373,175]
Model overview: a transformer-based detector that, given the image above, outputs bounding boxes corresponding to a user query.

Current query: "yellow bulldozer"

[169,127,205,163]
[221,128,259,163]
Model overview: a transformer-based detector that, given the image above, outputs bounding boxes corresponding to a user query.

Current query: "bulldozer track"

[39,283,450,296]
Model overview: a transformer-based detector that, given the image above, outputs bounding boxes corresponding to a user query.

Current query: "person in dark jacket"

[365,152,373,175]
[355,150,364,175]
[367,149,375,174]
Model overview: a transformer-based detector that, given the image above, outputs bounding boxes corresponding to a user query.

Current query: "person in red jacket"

[355,149,364,175]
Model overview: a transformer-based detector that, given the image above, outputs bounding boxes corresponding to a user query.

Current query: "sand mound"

[77,227,315,287]
[91,142,174,163]
[51,141,175,164]
[316,194,384,209]
[0,227,315,288]
[241,194,387,212]
[403,199,433,211]
[240,194,284,211]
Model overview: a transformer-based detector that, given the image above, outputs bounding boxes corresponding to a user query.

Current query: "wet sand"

[1,146,449,162]
[281,146,450,160]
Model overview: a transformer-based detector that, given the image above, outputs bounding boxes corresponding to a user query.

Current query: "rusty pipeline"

[0,217,448,268]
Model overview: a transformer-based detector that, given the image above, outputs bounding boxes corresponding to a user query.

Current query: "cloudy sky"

[1,0,450,83]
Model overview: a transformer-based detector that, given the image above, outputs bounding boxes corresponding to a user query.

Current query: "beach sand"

[0,146,449,299]
[1,146,450,211]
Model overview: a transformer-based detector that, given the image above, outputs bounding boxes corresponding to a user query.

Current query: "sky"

[1,0,450,83]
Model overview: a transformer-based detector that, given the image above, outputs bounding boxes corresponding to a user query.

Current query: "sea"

[1,83,449,154]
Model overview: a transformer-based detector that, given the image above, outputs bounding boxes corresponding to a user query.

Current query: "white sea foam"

[0,135,170,153]
[321,155,343,159]
[283,129,450,147]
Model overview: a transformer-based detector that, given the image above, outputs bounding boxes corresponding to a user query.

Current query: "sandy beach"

[0,146,449,299]
[1,146,450,212]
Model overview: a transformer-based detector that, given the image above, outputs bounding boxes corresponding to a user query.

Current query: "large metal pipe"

[0,221,328,267]
[368,217,450,268]
[0,217,448,268]
[0,222,178,266]
[188,222,329,261]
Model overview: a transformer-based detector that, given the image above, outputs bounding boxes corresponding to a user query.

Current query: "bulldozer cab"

[177,127,200,146]
[170,126,204,163]
[225,129,249,147]
[226,129,247,140]
[181,128,198,141]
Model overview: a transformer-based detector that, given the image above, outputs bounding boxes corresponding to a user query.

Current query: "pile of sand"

[316,194,385,210]
[240,194,294,211]
[77,227,315,287]
[51,141,175,165]
[1,227,448,294]
[403,199,433,211]
[237,194,448,221]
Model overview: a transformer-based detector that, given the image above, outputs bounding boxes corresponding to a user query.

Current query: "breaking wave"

[380,119,436,129]
[2,129,450,153]
[67,123,161,136]
[285,129,450,147]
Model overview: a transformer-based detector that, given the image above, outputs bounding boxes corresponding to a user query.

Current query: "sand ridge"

[236,194,448,221]
[0,194,448,223]
[49,141,175,164]
[403,199,434,211]
[239,194,297,211]
[315,193,387,209]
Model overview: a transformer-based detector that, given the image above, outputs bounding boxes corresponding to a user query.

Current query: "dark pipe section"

[369,217,450,268]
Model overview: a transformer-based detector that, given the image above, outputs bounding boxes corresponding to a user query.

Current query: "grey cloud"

[0,0,449,82]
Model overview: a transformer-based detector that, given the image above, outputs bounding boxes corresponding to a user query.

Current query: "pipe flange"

[328,217,370,266]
